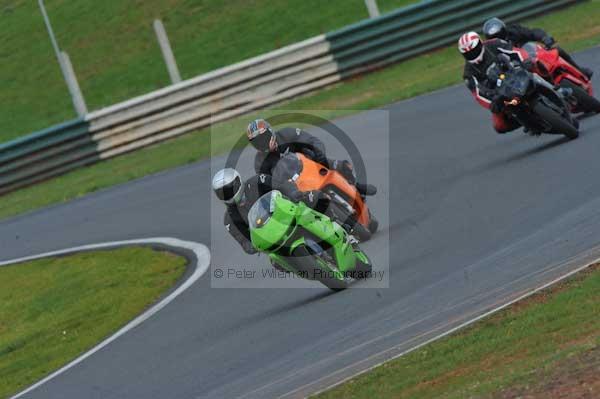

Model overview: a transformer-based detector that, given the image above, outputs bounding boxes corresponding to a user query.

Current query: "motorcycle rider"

[270,152,334,214]
[212,168,331,253]
[246,118,376,196]
[269,151,379,236]
[212,168,272,254]
[459,31,522,133]
[212,168,335,272]
[482,17,593,79]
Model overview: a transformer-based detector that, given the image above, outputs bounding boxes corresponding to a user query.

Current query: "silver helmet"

[212,168,243,204]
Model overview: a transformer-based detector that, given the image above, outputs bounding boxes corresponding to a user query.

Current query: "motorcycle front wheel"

[291,241,352,291]
[532,102,579,139]
[313,250,353,291]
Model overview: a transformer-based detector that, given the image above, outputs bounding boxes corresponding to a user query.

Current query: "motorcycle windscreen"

[502,69,531,98]
[248,191,296,251]
[249,191,277,229]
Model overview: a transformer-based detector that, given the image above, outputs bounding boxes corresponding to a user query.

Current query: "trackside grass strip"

[1,2,600,221]
[0,0,416,141]
[314,265,600,399]
[0,246,187,399]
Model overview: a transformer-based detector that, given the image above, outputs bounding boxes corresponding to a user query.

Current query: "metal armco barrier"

[0,0,583,195]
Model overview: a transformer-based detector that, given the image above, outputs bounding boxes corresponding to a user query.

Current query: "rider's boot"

[581,67,594,79]
[523,126,542,136]
[572,118,580,130]
[332,159,377,196]
[558,47,593,79]
[355,182,377,196]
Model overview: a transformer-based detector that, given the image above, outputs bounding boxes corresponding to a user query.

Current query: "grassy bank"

[1,0,415,142]
[0,246,187,398]
[315,264,600,399]
[1,2,600,221]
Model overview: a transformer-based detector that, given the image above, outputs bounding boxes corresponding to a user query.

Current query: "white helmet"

[458,31,485,64]
[212,168,243,205]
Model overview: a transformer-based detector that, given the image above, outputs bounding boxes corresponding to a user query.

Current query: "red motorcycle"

[512,42,600,114]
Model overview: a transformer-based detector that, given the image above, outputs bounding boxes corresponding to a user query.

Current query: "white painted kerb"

[4,237,211,399]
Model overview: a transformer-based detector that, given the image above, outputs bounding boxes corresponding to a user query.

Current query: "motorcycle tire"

[328,198,371,242]
[368,210,379,234]
[292,241,351,291]
[559,79,600,113]
[350,220,372,243]
[532,102,579,139]
[315,250,352,291]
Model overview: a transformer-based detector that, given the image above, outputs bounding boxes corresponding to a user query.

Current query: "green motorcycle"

[248,190,373,290]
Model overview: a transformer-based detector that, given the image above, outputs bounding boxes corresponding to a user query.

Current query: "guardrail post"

[364,0,380,18]
[60,51,88,116]
[38,0,88,117]
[153,19,182,84]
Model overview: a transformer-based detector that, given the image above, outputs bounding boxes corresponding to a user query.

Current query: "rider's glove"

[542,36,555,49]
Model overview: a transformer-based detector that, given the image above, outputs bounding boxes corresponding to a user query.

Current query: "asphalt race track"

[2,47,600,399]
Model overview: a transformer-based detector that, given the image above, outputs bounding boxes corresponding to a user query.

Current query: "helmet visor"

[249,130,273,152]
[215,175,242,202]
[463,40,484,62]
[483,19,506,39]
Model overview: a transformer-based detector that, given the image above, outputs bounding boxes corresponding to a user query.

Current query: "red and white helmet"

[458,32,485,64]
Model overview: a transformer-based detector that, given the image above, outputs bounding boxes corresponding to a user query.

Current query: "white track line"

[300,257,598,398]
[4,237,211,399]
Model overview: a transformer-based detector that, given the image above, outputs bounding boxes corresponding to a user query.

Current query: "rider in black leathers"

[460,33,522,133]
[270,152,333,214]
[482,17,593,79]
[253,126,329,176]
[212,169,272,254]
[246,118,376,196]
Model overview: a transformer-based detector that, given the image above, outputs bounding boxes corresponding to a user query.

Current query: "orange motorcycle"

[272,152,378,241]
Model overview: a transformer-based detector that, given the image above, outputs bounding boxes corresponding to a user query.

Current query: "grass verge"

[314,264,600,399]
[0,246,187,399]
[1,2,600,221]
[1,0,415,141]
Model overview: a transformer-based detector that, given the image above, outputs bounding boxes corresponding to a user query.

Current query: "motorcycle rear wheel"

[328,198,372,242]
[559,79,600,113]
[368,210,379,234]
[349,218,372,242]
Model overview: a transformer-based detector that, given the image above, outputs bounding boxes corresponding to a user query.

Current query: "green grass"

[314,265,600,399]
[0,0,416,142]
[0,246,187,399]
[1,1,600,221]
